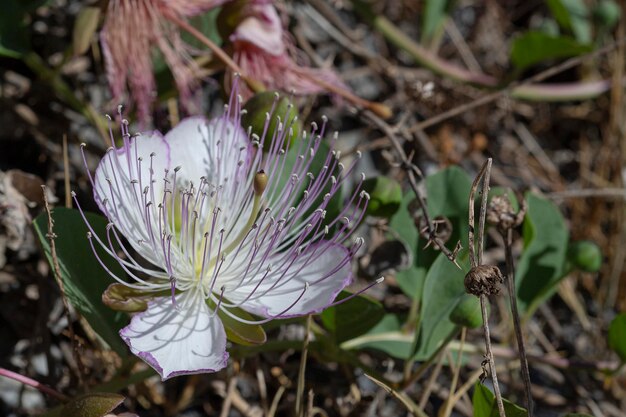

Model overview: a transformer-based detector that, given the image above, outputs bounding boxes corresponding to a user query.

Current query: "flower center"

[184,171,269,294]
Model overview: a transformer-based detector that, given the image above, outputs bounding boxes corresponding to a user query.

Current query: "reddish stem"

[0,367,69,402]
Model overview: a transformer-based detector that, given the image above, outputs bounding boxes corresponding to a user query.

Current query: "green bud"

[72,6,100,56]
[449,294,484,329]
[102,283,151,312]
[362,176,402,218]
[567,240,602,272]
[242,91,301,151]
[593,0,621,29]
[216,0,249,40]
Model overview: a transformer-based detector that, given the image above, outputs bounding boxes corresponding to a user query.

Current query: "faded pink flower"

[100,0,226,124]
[228,2,347,99]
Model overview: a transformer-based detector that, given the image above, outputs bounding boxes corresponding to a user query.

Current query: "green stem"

[295,315,312,417]
[511,79,612,101]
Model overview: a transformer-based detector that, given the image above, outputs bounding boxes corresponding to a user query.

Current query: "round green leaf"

[362,176,402,218]
[472,382,528,417]
[449,294,483,329]
[61,393,124,417]
[320,291,384,343]
[608,313,626,362]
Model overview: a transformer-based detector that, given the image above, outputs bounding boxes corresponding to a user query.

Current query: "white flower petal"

[228,242,353,318]
[231,5,285,56]
[164,116,249,190]
[164,117,254,246]
[93,130,170,265]
[120,291,228,380]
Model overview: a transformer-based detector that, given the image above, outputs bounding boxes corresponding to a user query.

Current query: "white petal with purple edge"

[120,291,228,380]
[226,242,353,318]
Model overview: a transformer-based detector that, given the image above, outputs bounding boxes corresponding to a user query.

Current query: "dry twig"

[41,185,85,388]
[466,159,506,417]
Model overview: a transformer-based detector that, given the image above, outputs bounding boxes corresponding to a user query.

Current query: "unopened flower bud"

[254,170,268,195]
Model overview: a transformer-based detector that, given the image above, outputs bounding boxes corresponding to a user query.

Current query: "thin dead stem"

[503,227,534,415]
[440,327,467,417]
[479,294,505,416]
[363,110,461,266]
[364,374,428,417]
[219,377,238,417]
[62,135,71,209]
[41,186,85,388]
[468,160,505,417]
[165,12,244,75]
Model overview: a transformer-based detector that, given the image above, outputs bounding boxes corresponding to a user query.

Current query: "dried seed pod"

[487,194,526,231]
[464,265,504,296]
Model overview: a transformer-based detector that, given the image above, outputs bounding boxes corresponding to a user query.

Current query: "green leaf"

[472,383,528,417]
[422,0,455,43]
[33,208,128,356]
[593,0,621,30]
[0,0,29,58]
[362,176,402,218]
[449,294,483,329]
[60,393,124,417]
[184,7,223,48]
[0,0,49,57]
[345,314,413,359]
[412,250,469,360]
[72,6,100,56]
[387,166,473,360]
[608,313,626,362]
[218,306,266,346]
[389,166,472,299]
[546,0,591,43]
[321,291,384,343]
[510,31,592,71]
[389,194,424,298]
[516,193,569,316]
